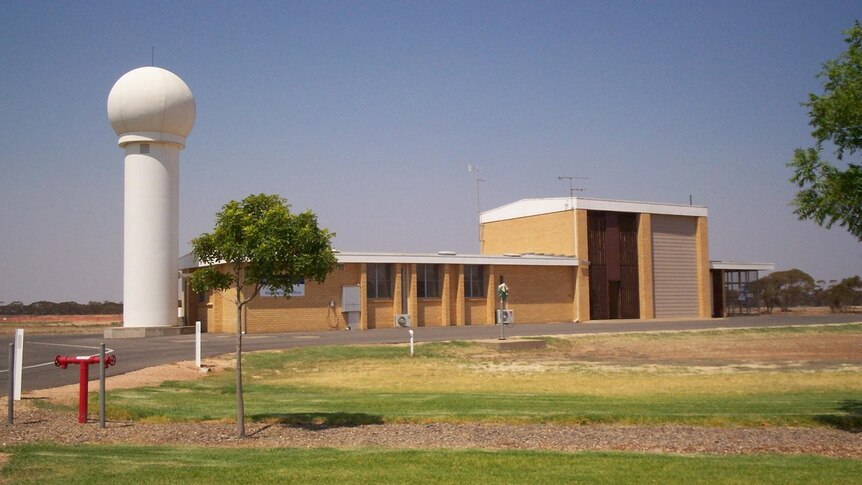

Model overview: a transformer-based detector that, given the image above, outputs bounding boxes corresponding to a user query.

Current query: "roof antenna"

[151,47,155,66]
[689,194,693,206]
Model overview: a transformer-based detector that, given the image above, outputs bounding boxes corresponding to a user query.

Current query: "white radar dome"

[107,66,196,147]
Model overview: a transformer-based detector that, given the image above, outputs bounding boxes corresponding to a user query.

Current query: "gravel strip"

[2,403,860,458]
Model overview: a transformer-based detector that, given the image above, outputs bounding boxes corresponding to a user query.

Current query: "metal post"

[499,296,506,340]
[99,343,106,429]
[7,343,13,424]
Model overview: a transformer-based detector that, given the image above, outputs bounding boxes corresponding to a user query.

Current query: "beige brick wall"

[481,210,575,256]
[466,299,488,325]
[246,264,362,333]
[197,260,577,333]
[418,300,443,326]
[367,299,393,330]
[495,265,575,323]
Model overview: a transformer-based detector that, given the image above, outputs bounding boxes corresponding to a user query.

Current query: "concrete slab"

[475,338,547,351]
[104,326,196,339]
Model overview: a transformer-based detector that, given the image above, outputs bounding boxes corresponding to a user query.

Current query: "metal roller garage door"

[652,215,698,318]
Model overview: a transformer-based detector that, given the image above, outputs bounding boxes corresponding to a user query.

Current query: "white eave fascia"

[180,251,580,269]
[335,251,580,267]
[480,197,708,223]
[709,261,775,271]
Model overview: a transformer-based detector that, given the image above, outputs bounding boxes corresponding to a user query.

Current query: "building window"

[367,263,392,299]
[417,264,440,298]
[464,265,485,298]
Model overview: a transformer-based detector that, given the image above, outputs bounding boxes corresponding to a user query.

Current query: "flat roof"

[179,251,580,270]
[709,261,775,272]
[480,197,708,223]
[335,251,580,266]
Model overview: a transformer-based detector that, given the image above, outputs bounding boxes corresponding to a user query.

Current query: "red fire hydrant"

[55,354,117,423]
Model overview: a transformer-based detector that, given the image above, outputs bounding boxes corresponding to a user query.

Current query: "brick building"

[180,197,772,333]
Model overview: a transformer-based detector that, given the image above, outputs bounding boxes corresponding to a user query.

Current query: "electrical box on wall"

[341,285,360,312]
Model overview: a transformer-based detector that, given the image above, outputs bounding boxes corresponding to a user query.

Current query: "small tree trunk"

[236,298,245,438]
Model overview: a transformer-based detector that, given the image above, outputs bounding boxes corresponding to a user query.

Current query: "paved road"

[2,313,859,395]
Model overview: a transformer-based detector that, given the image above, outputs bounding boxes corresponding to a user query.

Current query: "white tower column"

[122,142,180,326]
[108,66,196,329]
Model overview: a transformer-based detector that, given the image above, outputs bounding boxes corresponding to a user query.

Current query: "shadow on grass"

[250,412,385,429]
[815,400,862,432]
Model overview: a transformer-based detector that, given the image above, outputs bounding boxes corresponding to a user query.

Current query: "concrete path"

[2,313,859,394]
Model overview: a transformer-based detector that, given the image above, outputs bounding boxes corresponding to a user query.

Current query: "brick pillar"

[408,264,418,326]
[441,264,451,326]
[393,263,403,326]
[637,213,655,319]
[695,216,712,318]
[486,265,497,325]
[455,265,465,326]
[573,209,590,322]
[360,263,368,330]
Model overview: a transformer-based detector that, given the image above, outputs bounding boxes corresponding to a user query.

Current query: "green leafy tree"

[753,269,815,312]
[822,276,862,311]
[789,21,862,240]
[188,194,337,438]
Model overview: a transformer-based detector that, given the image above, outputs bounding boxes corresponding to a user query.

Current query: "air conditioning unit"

[394,314,412,327]
[496,309,514,325]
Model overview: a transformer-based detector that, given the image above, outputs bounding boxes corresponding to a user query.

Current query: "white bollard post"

[195,321,201,368]
[409,329,414,357]
[14,329,23,400]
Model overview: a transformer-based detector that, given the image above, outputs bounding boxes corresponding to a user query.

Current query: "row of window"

[367,264,486,299]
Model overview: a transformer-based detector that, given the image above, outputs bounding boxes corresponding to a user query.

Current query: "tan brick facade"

[181,198,717,333]
[189,258,577,333]
[479,199,712,322]
[482,210,574,255]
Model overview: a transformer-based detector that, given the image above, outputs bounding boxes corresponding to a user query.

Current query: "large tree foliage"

[189,193,337,437]
[751,269,815,313]
[820,276,862,311]
[789,21,862,240]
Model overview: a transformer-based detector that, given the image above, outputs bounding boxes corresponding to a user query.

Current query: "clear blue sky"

[1,1,860,304]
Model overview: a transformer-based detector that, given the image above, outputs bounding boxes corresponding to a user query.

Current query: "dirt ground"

[2,323,861,457]
[0,315,121,335]
[546,330,862,369]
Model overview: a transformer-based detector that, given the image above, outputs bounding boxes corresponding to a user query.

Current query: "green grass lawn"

[6,325,861,481]
[97,325,862,429]
[2,444,860,485]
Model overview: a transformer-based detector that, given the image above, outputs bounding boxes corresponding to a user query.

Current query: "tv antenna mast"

[468,165,486,251]
[558,176,589,208]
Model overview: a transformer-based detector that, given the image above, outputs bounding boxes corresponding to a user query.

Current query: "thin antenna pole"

[468,165,486,252]
[558,176,589,208]
[151,47,155,66]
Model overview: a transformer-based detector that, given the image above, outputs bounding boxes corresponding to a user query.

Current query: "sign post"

[7,343,13,424]
[497,283,509,340]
